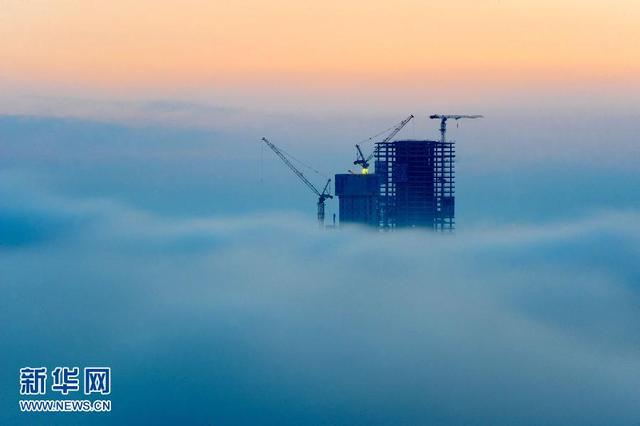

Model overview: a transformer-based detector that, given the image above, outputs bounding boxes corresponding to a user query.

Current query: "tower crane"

[429,114,483,143]
[261,137,333,227]
[353,114,414,174]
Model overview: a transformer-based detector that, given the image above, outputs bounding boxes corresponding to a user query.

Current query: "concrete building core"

[334,173,379,226]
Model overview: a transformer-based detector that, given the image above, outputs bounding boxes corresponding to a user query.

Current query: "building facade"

[334,173,379,227]
[375,140,455,230]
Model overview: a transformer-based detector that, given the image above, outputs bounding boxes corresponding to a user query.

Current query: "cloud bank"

[1,176,640,425]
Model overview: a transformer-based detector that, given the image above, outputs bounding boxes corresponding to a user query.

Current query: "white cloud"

[1,180,639,424]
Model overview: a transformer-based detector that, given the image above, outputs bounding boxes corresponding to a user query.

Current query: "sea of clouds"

[2,170,639,425]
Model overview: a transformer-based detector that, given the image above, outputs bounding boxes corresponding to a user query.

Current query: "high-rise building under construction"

[263,114,476,229]
[334,114,479,230]
[374,139,454,230]
[334,139,454,230]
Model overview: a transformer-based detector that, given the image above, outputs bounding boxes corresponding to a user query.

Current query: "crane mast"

[354,114,414,173]
[261,137,333,227]
[429,114,483,143]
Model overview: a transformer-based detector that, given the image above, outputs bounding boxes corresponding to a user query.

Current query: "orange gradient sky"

[1,0,639,110]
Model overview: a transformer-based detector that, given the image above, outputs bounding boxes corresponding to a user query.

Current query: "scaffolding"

[374,141,396,229]
[374,140,455,230]
[433,141,455,231]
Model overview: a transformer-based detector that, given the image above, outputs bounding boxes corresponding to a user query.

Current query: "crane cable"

[356,121,401,147]
[260,141,264,184]
[260,140,329,179]
[278,146,329,178]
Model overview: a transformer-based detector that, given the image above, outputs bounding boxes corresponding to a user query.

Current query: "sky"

[1,0,639,111]
[1,1,640,424]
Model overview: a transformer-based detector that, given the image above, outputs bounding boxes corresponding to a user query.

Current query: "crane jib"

[261,137,332,199]
[354,114,414,172]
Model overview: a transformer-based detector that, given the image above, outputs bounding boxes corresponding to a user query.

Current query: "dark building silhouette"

[334,174,379,226]
[335,139,455,230]
[376,140,454,230]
